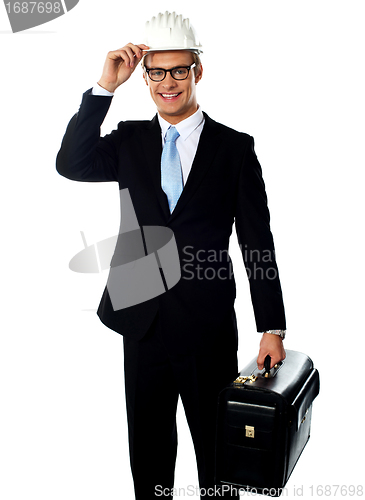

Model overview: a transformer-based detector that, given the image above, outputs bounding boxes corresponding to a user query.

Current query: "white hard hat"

[143,11,203,54]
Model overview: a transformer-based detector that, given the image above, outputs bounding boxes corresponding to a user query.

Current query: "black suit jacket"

[56,90,286,353]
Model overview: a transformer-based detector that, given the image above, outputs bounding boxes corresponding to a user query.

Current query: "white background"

[1,1,364,498]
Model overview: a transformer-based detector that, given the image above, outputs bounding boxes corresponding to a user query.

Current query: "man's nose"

[162,72,177,88]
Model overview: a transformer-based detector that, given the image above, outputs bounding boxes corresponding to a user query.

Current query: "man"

[56,12,286,499]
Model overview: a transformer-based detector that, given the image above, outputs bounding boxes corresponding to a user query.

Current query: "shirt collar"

[158,106,205,142]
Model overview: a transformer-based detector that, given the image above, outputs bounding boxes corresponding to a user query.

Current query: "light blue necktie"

[161,126,183,212]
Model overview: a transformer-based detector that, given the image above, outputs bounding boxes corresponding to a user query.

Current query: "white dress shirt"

[157,109,205,185]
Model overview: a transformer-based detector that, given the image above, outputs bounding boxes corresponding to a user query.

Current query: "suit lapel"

[140,115,170,219]
[168,113,222,221]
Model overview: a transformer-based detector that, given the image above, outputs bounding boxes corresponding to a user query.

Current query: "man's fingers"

[257,354,281,370]
[107,43,148,67]
[256,355,267,370]
[257,333,286,370]
[124,46,136,67]
[256,353,264,369]
[136,43,150,52]
[107,48,134,67]
[122,43,150,62]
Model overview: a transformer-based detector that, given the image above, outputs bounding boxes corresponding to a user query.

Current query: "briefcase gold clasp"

[245,425,255,438]
[233,375,257,385]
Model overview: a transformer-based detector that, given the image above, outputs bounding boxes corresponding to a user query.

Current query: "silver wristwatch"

[263,330,286,340]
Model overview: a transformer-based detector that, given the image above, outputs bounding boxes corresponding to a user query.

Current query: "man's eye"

[175,68,187,75]
[151,70,164,76]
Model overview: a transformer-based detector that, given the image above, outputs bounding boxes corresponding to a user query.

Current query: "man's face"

[143,50,203,124]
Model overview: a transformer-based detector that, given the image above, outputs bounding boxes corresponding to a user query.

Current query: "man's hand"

[97,43,150,93]
[257,332,286,370]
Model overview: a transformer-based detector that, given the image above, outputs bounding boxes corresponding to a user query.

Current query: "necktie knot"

[165,126,180,143]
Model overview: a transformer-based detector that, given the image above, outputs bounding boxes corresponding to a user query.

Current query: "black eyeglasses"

[145,64,196,82]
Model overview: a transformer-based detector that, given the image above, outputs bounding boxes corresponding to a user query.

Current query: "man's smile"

[159,92,182,101]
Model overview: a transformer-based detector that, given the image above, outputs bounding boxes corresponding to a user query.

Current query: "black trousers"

[123,314,240,499]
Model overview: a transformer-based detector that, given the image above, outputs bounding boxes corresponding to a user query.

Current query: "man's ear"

[195,64,203,84]
[142,70,149,86]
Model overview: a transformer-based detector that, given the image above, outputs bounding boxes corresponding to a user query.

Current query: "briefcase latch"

[234,375,258,385]
[245,425,255,438]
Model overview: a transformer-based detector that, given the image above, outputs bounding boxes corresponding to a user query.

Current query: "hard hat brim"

[144,46,203,55]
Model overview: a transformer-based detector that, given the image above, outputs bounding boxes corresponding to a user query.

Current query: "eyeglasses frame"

[144,63,196,82]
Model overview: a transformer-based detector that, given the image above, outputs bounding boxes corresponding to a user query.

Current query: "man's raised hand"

[98,43,150,93]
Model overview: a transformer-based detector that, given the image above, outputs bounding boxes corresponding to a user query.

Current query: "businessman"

[56,12,286,499]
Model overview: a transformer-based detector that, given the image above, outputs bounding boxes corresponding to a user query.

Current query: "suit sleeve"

[56,89,119,182]
[235,136,286,332]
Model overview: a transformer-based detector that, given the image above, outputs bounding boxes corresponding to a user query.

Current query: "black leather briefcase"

[215,350,320,496]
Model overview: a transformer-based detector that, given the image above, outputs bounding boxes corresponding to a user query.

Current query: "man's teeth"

[161,93,179,98]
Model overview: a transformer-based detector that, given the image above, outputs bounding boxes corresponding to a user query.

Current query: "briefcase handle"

[263,354,283,378]
[264,355,271,375]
